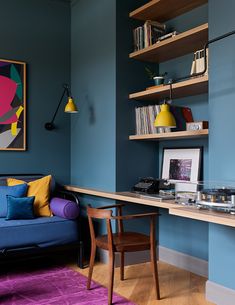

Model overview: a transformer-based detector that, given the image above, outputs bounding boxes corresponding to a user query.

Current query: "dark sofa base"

[0,241,84,268]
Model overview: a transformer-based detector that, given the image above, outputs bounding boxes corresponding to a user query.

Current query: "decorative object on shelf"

[161,147,202,192]
[154,83,176,128]
[158,31,178,42]
[0,58,26,151]
[190,48,208,76]
[170,105,193,131]
[186,121,208,131]
[45,84,77,131]
[145,66,167,86]
[153,76,165,86]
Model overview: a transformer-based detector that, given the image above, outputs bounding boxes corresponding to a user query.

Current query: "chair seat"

[96,232,151,252]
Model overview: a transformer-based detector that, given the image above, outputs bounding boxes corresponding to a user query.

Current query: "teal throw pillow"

[0,184,28,217]
[6,195,35,220]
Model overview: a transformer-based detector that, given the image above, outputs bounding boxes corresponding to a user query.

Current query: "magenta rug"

[0,266,136,305]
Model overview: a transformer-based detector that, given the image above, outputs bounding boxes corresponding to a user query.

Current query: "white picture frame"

[161,147,202,192]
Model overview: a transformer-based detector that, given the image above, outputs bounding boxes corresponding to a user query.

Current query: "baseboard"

[159,246,208,277]
[98,246,208,277]
[97,249,150,266]
[206,280,235,305]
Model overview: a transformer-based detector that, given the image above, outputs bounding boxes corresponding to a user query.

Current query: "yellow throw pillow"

[7,175,52,217]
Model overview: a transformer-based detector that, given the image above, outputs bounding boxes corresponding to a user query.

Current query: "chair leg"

[108,251,115,305]
[87,244,96,290]
[150,245,160,300]
[120,252,124,281]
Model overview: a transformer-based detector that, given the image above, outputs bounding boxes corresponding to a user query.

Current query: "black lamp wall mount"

[45,84,77,131]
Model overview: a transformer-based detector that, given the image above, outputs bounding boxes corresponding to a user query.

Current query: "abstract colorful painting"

[0,59,26,150]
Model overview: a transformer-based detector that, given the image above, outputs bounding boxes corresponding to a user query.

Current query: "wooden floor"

[70,261,215,305]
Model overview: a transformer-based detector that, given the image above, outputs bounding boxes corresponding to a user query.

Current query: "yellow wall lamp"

[154,83,176,128]
[45,84,78,130]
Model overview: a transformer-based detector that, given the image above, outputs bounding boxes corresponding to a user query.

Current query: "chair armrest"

[97,203,126,210]
[112,212,160,220]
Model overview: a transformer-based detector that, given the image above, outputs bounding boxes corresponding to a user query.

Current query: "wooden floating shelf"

[129,129,209,141]
[129,75,208,101]
[129,23,208,63]
[130,0,208,22]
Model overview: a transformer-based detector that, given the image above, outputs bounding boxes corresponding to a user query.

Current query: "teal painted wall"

[208,0,235,291]
[0,0,71,183]
[70,0,159,240]
[71,0,116,191]
[158,5,209,260]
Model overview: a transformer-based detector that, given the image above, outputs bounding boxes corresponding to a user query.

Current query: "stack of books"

[133,20,166,51]
[135,105,171,135]
[135,105,194,135]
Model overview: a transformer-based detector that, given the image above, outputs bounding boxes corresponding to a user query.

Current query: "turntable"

[196,188,235,214]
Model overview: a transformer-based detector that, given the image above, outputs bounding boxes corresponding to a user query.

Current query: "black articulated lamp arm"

[170,29,235,85]
[45,84,70,131]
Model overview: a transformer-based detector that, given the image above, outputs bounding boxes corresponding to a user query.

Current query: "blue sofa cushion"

[6,196,35,220]
[0,184,28,217]
[0,216,79,249]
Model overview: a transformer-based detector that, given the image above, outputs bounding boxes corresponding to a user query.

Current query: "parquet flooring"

[71,261,215,305]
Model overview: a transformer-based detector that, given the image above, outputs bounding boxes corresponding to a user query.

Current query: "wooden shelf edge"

[129,23,208,62]
[129,75,208,100]
[129,129,209,141]
[169,207,235,228]
[129,0,208,22]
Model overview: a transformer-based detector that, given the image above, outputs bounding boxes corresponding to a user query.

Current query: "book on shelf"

[133,20,166,51]
[190,48,209,76]
[135,105,170,135]
[135,105,193,135]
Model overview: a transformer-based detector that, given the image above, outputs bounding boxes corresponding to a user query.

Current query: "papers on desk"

[133,192,175,201]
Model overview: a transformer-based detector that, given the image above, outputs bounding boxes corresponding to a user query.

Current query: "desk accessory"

[186,121,208,131]
[176,181,235,214]
[45,84,77,131]
[132,177,173,194]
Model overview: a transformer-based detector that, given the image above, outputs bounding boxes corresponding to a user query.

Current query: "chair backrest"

[87,206,114,246]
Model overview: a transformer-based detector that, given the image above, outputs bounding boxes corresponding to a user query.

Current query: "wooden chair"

[86,204,160,305]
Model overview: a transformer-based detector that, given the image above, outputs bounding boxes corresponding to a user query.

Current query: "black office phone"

[132,177,171,194]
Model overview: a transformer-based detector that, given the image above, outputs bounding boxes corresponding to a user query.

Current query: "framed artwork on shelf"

[0,58,26,151]
[161,147,202,192]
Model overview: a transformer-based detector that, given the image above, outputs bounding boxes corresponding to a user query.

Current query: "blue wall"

[71,0,116,191]
[157,5,209,260]
[0,0,71,183]
[208,0,235,290]
[70,0,159,239]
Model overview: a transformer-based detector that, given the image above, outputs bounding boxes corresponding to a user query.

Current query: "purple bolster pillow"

[50,197,79,219]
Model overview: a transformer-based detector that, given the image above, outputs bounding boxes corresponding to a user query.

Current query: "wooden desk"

[64,185,235,228]
[64,185,179,209]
